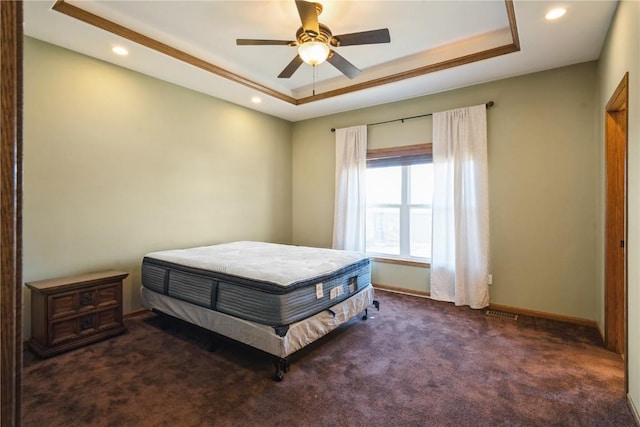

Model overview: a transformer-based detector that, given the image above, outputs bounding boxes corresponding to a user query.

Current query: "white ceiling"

[23,0,618,122]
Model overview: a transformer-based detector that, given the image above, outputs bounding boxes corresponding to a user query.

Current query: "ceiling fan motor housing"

[296,23,332,46]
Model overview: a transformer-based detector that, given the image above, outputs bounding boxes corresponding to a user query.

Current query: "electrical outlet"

[488,274,493,285]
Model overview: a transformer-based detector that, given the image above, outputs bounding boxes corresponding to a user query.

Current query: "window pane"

[367,166,401,204]
[366,207,400,255]
[410,207,432,259]
[410,163,433,205]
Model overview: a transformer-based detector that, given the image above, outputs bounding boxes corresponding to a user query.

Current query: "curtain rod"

[330,101,494,132]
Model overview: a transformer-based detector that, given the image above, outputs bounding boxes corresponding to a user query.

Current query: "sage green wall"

[23,37,292,337]
[597,0,640,419]
[292,62,598,321]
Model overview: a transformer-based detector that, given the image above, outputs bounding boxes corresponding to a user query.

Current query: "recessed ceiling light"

[545,7,566,20]
[112,46,128,56]
[251,96,262,104]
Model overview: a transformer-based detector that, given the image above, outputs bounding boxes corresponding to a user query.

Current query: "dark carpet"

[23,290,636,426]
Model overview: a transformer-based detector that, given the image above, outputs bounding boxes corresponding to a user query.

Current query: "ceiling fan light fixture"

[545,7,566,20]
[112,46,128,56]
[298,41,330,65]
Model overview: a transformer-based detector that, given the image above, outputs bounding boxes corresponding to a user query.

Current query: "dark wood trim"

[52,0,520,105]
[504,0,520,50]
[51,0,297,105]
[1,1,23,425]
[606,72,629,111]
[297,43,520,105]
[374,286,600,330]
[488,303,599,329]
[124,308,150,319]
[373,284,431,298]
[604,73,628,392]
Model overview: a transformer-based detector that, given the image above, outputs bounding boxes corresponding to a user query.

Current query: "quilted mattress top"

[144,241,368,287]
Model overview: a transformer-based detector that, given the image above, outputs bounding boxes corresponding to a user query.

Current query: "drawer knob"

[80,317,93,330]
[79,292,93,306]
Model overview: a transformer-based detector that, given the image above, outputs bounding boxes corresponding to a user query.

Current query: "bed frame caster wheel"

[157,313,171,331]
[362,300,380,320]
[273,357,290,382]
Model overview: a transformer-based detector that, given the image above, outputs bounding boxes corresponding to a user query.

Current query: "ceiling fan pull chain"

[313,65,317,96]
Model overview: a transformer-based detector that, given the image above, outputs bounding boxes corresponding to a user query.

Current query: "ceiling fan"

[236,0,391,79]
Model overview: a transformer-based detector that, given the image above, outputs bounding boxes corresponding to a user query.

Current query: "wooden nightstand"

[26,270,128,358]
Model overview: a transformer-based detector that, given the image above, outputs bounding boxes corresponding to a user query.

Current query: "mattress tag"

[348,278,356,293]
[330,286,344,300]
[316,283,324,299]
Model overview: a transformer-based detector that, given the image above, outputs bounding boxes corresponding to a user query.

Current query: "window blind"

[366,143,432,168]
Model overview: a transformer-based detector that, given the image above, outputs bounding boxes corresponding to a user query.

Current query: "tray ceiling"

[24,1,618,121]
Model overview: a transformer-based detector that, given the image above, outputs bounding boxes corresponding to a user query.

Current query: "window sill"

[369,256,430,268]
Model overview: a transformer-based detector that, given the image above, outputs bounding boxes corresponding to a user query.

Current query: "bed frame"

[141,284,379,380]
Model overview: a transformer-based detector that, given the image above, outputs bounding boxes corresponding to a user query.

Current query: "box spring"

[140,283,374,358]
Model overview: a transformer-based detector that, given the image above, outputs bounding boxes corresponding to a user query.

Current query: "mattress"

[141,241,371,332]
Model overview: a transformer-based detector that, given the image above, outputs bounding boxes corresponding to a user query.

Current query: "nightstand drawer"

[49,308,122,346]
[49,316,82,345]
[48,282,121,321]
[49,290,95,320]
[98,307,122,330]
[96,283,121,307]
[27,271,128,358]
[49,292,80,320]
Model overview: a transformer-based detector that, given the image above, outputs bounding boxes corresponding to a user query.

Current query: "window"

[365,144,433,262]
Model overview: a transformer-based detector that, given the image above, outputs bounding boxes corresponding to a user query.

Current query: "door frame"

[604,72,628,390]
[1,1,23,425]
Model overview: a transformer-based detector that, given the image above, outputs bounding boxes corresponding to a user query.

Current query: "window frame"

[365,143,432,267]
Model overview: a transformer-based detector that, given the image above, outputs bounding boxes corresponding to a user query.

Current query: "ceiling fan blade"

[236,39,294,46]
[332,28,391,46]
[295,0,320,36]
[278,55,304,78]
[327,50,361,79]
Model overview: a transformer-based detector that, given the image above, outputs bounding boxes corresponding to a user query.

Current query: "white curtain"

[430,104,490,309]
[332,125,367,251]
